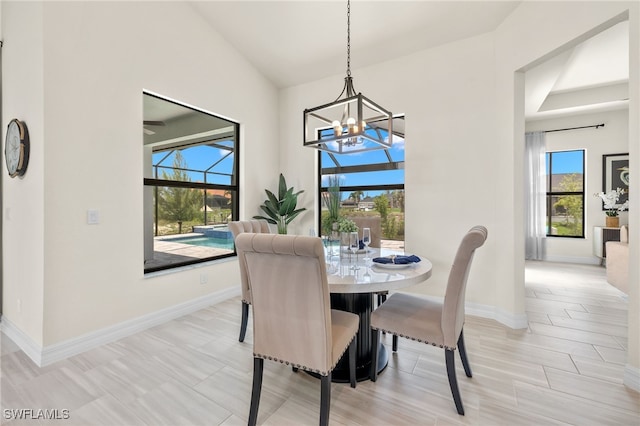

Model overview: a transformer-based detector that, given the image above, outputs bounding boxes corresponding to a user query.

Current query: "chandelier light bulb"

[332,120,343,137]
[347,117,357,134]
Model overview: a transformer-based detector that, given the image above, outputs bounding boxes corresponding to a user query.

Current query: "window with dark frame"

[545,150,585,238]
[317,116,405,246]
[143,93,239,273]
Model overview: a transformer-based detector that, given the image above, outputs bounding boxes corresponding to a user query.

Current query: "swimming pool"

[163,235,235,250]
[192,225,234,241]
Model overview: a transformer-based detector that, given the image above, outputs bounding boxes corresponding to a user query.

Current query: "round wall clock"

[5,118,30,178]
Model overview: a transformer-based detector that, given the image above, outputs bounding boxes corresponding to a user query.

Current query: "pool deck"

[145,234,233,270]
[146,233,405,271]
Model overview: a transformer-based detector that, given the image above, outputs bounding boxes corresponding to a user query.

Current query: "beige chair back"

[620,225,628,243]
[235,233,334,375]
[229,220,271,303]
[347,216,382,248]
[442,226,488,348]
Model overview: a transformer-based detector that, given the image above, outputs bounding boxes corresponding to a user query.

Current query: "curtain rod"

[544,123,605,133]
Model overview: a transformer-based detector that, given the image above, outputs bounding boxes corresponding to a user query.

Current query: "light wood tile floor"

[1,261,638,425]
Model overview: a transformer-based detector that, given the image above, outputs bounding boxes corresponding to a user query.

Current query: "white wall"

[626,0,640,380]
[2,1,280,347]
[1,1,45,346]
[526,109,629,263]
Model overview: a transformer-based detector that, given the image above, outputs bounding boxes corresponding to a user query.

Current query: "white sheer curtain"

[524,131,547,260]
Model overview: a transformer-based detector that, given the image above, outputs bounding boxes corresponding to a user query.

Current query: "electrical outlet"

[200,274,208,285]
[87,209,100,225]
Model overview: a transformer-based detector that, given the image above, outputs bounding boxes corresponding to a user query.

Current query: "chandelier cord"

[334,0,356,102]
[346,0,351,77]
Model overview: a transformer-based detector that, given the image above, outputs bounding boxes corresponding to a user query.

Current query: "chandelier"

[303,0,393,154]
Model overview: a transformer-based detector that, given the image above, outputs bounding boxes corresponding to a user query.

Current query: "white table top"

[325,248,433,294]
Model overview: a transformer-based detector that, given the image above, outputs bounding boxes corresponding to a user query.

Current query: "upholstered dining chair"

[229,220,271,342]
[369,226,488,415]
[234,233,359,426]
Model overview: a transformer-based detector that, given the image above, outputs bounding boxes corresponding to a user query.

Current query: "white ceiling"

[525,20,629,121]
[186,1,628,121]
[190,1,522,88]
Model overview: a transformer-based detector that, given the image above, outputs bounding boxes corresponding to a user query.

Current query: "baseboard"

[544,255,601,265]
[624,364,640,392]
[389,292,529,330]
[1,317,44,365]
[466,302,529,329]
[2,287,240,367]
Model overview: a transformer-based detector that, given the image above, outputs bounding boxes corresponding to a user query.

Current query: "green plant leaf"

[265,190,279,208]
[258,205,279,222]
[252,214,277,225]
[262,201,278,218]
[285,208,305,224]
[278,173,288,200]
[279,193,296,216]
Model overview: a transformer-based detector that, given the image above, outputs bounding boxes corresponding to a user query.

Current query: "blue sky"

[153,143,235,185]
[320,132,405,194]
[547,150,584,175]
[153,132,406,196]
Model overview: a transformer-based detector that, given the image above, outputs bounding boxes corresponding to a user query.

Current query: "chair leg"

[248,358,264,426]
[445,349,464,415]
[392,334,398,352]
[377,292,387,306]
[320,373,331,426]
[457,330,472,378]
[239,301,250,342]
[378,293,387,335]
[348,338,357,388]
[370,329,380,381]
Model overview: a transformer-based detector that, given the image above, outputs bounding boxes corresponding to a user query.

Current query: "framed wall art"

[602,153,629,208]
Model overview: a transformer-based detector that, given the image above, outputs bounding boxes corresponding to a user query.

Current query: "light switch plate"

[87,209,100,225]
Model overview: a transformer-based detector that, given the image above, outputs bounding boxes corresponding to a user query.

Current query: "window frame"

[143,95,240,273]
[316,116,405,241]
[545,149,585,239]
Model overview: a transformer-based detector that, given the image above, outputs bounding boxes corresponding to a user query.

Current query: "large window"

[318,116,405,248]
[545,150,584,238]
[143,93,239,273]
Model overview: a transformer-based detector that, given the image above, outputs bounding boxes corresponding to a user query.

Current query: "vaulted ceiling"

[525,20,629,121]
[185,1,629,122]
[190,1,522,88]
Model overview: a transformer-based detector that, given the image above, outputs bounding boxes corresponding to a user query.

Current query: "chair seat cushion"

[371,293,446,348]
[330,309,359,367]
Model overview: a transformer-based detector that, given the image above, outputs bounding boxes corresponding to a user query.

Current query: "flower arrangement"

[594,188,629,217]
[337,217,358,233]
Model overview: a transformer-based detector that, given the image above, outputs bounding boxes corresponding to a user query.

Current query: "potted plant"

[254,173,306,234]
[337,217,358,233]
[336,217,358,254]
[321,175,341,237]
[594,187,629,227]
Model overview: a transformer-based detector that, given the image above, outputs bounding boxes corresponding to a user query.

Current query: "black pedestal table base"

[329,292,388,382]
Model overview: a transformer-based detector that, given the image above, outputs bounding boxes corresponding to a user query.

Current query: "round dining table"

[325,247,433,382]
